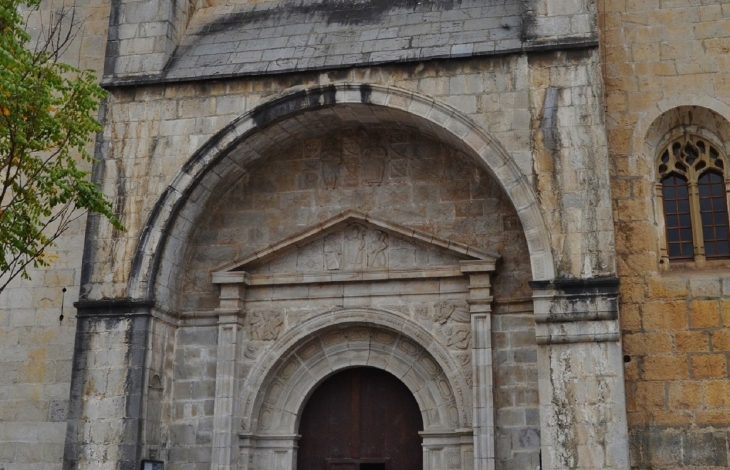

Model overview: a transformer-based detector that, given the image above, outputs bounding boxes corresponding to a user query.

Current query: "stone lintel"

[420,429,474,443]
[235,266,467,286]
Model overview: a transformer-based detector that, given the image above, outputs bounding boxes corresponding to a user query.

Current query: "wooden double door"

[298,367,424,470]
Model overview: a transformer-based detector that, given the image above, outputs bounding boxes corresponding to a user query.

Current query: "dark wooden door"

[298,367,423,470]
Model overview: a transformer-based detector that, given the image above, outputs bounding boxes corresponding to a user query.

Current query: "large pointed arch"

[128,83,555,303]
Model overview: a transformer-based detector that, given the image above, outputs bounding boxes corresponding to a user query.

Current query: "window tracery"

[656,134,730,267]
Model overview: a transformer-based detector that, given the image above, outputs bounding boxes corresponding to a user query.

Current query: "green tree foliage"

[0,0,122,294]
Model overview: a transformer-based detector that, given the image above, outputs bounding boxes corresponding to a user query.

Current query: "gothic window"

[657,135,730,266]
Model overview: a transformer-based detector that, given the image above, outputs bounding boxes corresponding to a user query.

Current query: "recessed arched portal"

[127,83,555,308]
[236,313,477,470]
[298,367,423,470]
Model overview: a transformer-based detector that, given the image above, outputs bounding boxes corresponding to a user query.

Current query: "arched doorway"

[298,367,424,470]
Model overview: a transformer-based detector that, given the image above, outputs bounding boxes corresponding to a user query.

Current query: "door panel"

[298,367,423,470]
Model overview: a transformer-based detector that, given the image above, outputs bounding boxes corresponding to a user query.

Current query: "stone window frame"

[656,131,730,269]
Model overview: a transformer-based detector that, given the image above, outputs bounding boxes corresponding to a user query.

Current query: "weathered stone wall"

[168,324,218,467]
[492,306,541,468]
[0,1,110,469]
[157,124,540,469]
[77,23,621,469]
[88,50,614,303]
[600,1,730,467]
[103,0,597,82]
[0,0,627,469]
[180,127,532,311]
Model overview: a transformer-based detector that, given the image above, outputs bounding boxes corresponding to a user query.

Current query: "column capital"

[218,283,247,311]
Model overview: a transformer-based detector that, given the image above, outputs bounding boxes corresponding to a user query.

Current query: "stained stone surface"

[179,126,533,312]
[163,0,526,79]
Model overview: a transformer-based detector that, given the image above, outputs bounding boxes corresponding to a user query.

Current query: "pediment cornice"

[212,211,498,286]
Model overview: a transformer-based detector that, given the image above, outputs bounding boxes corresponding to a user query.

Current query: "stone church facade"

[1,1,728,469]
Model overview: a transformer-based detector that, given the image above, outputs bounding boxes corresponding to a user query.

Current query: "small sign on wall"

[141,460,164,470]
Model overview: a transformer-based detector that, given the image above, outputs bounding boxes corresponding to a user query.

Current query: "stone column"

[460,260,496,470]
[530,278,629,470]
[212,283,246,470]
[63,299,153,470]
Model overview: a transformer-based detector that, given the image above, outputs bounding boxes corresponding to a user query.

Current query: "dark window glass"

[662,175,694,259]
[698,172,730,258]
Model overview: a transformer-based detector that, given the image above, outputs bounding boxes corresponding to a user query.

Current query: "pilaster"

[530,278,629,470]
[64,299,154,470]
[212,283,246,470]
[460,260,496,470]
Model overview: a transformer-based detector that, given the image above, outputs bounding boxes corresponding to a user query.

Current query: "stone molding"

[74,298,155,316]
[230,307,480,470]
[630,95,730,159]
[240,308,473,432]
[530,277,620,345]
[129,83,555,308]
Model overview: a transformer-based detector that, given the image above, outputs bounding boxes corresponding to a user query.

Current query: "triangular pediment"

[212,211,499,285]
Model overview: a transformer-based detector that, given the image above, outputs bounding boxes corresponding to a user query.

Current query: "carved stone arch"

[631,96,730,159]
[127,83,555,306]
[241,307,472,435]
[234,308,477,470]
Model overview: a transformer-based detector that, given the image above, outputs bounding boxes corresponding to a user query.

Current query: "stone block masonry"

[103,0,598,83]
[0,0,642,469]
[601,1,730,468]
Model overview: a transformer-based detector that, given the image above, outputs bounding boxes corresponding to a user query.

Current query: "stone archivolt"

[251,322,462,434]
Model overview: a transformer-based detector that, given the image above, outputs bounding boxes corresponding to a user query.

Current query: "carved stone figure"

[390,159,408,178]
[303,139,321,159]
[244,343,259,360]
[321,148,342,189]
[324,233,343,270]
[343,224,366,269]
[367,230,388,268]
[249,311,284,341]
[442,325,471,350]
[342,157,359,185]
[435,301,471,324]
[342,134,360,157]
[362,146,387,184]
